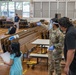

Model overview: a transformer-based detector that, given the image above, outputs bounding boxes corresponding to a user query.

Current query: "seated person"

[9,25,17,34]
[6,25,17,34]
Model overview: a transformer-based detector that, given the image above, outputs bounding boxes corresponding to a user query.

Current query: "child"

[4,42,23,75]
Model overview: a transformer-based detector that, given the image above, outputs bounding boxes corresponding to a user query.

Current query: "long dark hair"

[11,42,21,57]
[59,17,73,28]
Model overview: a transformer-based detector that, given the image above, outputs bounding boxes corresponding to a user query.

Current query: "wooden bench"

[0,26,48,60]
[20,32,41,60]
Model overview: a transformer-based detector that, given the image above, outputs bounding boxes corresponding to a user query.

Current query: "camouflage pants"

[48,50,62,75]
[54,59,61,75]
[48,51,54,75]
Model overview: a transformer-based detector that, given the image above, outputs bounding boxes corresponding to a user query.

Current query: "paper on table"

[0,52,10,63]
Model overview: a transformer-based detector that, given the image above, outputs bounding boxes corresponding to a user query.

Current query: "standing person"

[14,13,20,29]
[48,18,64,75]
[59,17,76,75]
[3,42,23,75]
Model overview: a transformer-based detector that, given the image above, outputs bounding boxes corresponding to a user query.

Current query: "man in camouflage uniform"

[48,18,64,75]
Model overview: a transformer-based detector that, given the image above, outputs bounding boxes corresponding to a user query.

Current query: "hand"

[64,66,69,75]
[48,45,55,51]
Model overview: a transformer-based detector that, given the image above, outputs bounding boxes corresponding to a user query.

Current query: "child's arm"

[4,59,13,66]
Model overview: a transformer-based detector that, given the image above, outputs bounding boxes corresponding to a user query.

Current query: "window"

[1,2,8,16]
[0,1,30,18]
[8,2,15,17]
[23,2,30,17]
[16,2,22,10]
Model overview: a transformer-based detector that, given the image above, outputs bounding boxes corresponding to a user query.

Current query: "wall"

[31,0,76,22]
[12,0,76,2]
[33,0,76,1]
[33,0,56,1]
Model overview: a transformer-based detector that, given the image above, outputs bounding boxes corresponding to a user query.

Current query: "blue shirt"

[10,53,23,75]
[14,16,19,22]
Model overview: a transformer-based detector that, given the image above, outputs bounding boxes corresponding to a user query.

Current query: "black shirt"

[9,27,16,34]
[64,26,76,72]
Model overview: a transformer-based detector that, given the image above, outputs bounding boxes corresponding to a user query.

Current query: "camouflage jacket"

[49,28,64,50]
